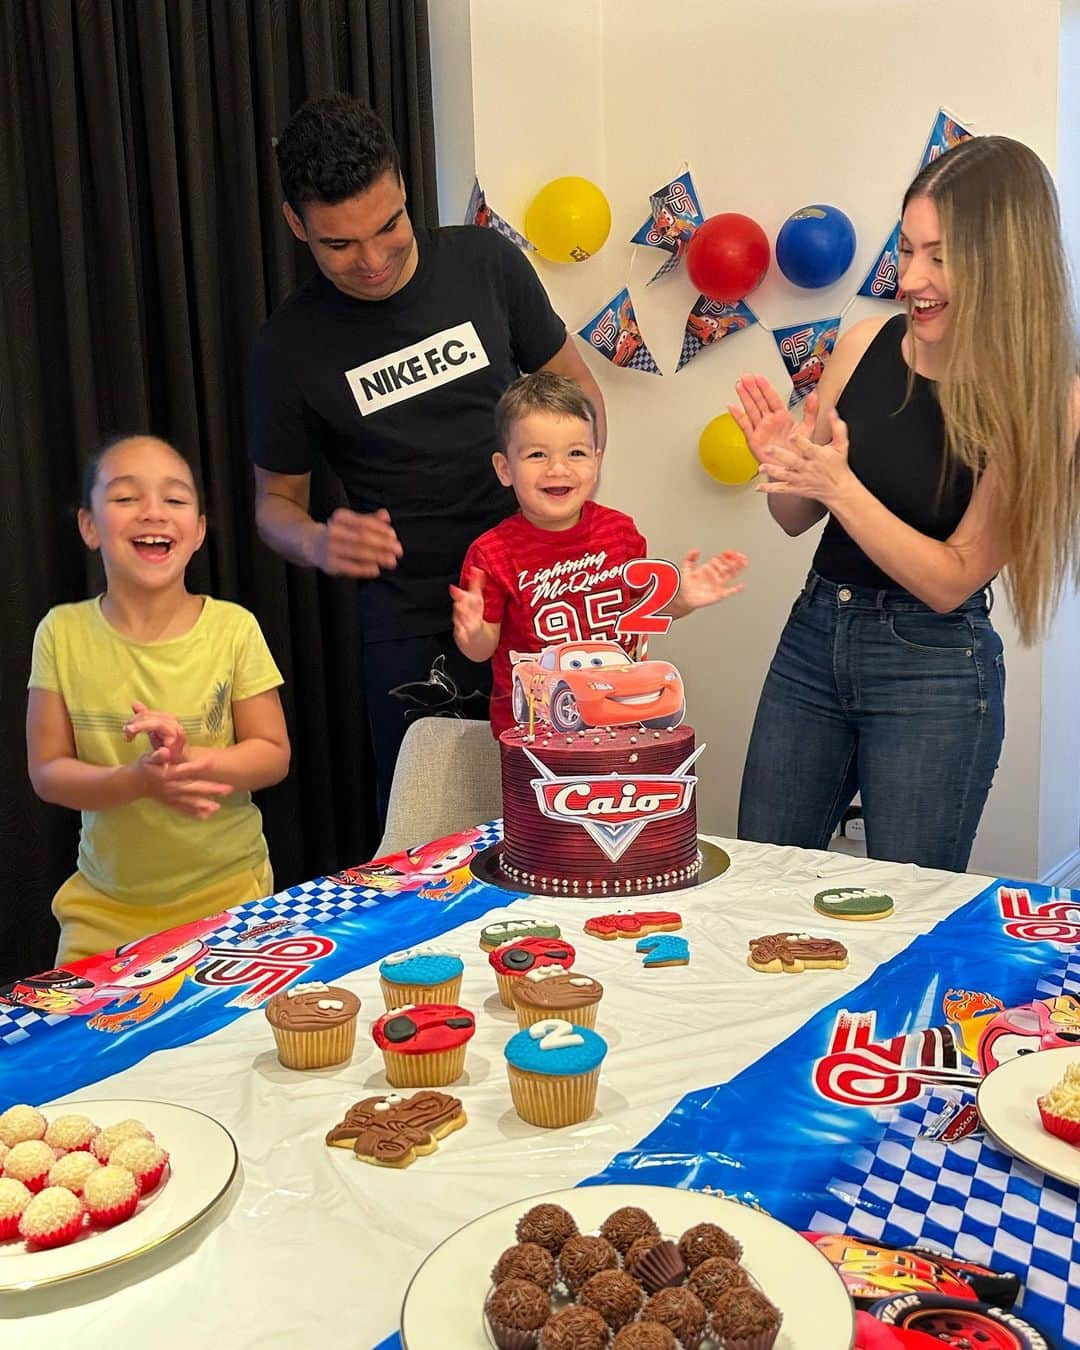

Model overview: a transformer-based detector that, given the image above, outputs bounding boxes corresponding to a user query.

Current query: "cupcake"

[264,981,361,1070]
[0,1104,47,1148]
[492,1242,558,1292]
[624,1237,686,1294]
[0,1176,32,1239]
[579,1269,645,1331]
[640,1287,708,1350]
[479,916,562,952]
[709,1286,782,1350]
[379,946,464,1009]
[539,1306,611,1350]
[484,1277,552,1350]
[512,969,604,1031]
[44,1113,99,1155]
[1038,1060,1080,1143]
[47,1150,102,1196]
[18,1186,84,1249]
[83,1164,140,1227]
[109,1138,169,1194]
[371,1003,475,1087]
[515,1202,579,1255]
[505,1019,607,1128]
[599,1205,661,1257]
[3,1140,55,1193]
[687,1256,749,1313]
[678,1221,742,1271]
[557,1234,619,1295]
[490,937,576,1009]
[612,1324,679,1350]
[92,1119,153,1163]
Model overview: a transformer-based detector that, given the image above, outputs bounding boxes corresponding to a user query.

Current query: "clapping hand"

[125,701,187,765]
[729,374,818,468]
[448,567,488,648]
[675,549,748,614]
[757,411,853,506]
[134,754,233,820]
[318,506,403,579]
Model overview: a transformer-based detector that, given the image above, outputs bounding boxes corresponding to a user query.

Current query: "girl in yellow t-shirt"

[27,435,291,964]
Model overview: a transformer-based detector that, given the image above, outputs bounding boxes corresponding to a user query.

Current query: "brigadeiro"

[557,1233,619,1295]
[709,1285,783,1350]
[612,1324,679,1350]
[578,1269,645,1331]
[484,1277,552,1350]
[624,1236,687,1293]
[539,1305,611,1350]
[515,1202,579,1255]
[687,1255,750,1313]
[492,1242,558,1292]
[640,1286,708,1350]
[599,1205,661,1256]
[677,1221,742,1270]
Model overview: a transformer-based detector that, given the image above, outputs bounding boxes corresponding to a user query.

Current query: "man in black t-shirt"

[248,95,607,822]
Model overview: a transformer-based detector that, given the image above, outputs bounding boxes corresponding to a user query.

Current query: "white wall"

[432,0,1075,881]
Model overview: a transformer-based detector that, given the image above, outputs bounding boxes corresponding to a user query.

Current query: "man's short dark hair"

[275,93,401,213]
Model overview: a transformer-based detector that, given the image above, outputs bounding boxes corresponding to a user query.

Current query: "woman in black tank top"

[730,136,1079,872]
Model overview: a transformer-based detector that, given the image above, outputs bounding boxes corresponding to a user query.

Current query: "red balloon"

[686,213,771,303]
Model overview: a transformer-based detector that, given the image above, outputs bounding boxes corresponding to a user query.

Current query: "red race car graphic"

[510,641,684,733]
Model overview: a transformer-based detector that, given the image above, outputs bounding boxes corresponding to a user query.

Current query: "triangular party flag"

[630,171,705,284]
[918,108,974,169]
[465,178,533,250]
[858,220,903,301]
[677,298,757,372]
[577,287,661,375]
[773,317,841,408]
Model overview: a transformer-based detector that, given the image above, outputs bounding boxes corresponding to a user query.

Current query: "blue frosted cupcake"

[379,946,464,1009]
[504,1018,607,1127]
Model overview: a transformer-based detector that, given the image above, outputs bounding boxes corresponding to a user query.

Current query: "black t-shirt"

[247,225,567,640]
[813,315,974,588]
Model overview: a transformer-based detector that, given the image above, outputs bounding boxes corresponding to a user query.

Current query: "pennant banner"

[577,287,662,375]
[677,297,757,372]
[858,220,903,301]
[465,178,533,250]
[919,107,974,169]
[630,171,705,284]
[773,317,840,408]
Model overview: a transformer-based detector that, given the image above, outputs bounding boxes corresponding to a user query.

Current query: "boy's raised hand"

[448,567,488,647]
[125,701,187,764]
[675,549,748,614]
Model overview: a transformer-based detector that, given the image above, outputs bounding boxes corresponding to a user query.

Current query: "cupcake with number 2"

[504,1017,607,1127]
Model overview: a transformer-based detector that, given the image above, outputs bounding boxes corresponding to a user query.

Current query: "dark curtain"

[0,0,438,979]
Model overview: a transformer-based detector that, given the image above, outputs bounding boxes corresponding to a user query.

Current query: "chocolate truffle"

[624,1237,686,1293]
[599,1205,661,1256]
[677,1221,742,1270]
[710,1286,782,1347]
[612,1325,679,1350]
[516,1202,580,1255]
[557,1234,619,1294]
[579,1269,645,1330]
[640,1287,708,1350]
[484,1278,551,1349]
[492,1242,558,1291]
[687,1255,750,1311]
[539,1306,611,1350]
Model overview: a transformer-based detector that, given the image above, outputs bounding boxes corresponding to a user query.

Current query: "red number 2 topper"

[617,558,681,637]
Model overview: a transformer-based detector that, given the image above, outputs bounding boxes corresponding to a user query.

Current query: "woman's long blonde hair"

[904,135,1079,644]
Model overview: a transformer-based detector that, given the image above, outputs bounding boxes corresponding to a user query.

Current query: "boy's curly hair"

[275,93,400,213]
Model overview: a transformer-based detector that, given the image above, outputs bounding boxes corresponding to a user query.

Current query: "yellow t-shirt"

[29,596,283,906]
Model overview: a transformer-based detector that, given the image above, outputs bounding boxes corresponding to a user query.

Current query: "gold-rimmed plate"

[976,1046,1080,1187]
[0,1098,237,1293]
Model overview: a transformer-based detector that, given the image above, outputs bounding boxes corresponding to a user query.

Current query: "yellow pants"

[53,858,275,966]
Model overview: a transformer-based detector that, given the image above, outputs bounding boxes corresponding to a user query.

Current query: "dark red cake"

[497,724,702,895]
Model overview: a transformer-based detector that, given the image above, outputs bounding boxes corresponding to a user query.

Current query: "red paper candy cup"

[1038,1097,1080,1144]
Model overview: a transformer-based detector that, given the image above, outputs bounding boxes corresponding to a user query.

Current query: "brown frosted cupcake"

[641,1287,708,1350]
[485,1278,552,1350]
[678,1221,742,1270]
[599,1205,661,1257]
[612,1325,679,1350]
[624,1237,687,1294]
[515,1202,579,1255]
[709,1286,782,1350]
[687,1256,749,1313]
[540,1306,611,1350]
[265,981,361,1070]
[492,1242,558,1292]
[557,1233,619,1295]
[579,1269,645,1331]
[512,969,604,1030]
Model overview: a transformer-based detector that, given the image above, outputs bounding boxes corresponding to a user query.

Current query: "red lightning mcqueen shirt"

[460,501,647,736]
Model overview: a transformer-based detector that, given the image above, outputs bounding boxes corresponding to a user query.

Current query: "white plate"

[400,1182,855,1349]
[0,1098,237,1292]
[977,1045,1080,1187]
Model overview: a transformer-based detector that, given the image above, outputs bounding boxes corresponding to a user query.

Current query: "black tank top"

[812,314,973,588]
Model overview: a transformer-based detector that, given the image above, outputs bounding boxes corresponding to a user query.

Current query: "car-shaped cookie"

[510,640,684,733]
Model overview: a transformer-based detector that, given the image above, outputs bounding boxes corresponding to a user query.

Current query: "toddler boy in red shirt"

[451,372,746,736]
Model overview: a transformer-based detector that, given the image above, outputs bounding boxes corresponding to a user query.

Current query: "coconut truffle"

[47,1150,101,1195]
[44,1113,99,1154]
[18,1185,84,1247]
[0,1105,47,1148]
[515,1202,579,1255]
[91,1119,152,1163]
[3,1139,55,1189]
[0,1176,32,1238]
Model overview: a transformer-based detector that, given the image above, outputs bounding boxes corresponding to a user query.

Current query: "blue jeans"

[738,572,1005,871]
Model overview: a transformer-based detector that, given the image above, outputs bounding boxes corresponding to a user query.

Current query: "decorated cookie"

[371,1003,475,1087]
[584,910,683,941]
[511,968,604,1030]
[747,932,849,974]
[636,935,690,968]
[325,1089,466,1167]
[504,1017,608,1128]
[489,936,576,1008]
[813,886,894,921]
[378,946,464,1009]
[479,915,561,952]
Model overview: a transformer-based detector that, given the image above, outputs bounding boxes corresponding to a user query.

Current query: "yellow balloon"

[698,413,759,486]
[524,177,611,263]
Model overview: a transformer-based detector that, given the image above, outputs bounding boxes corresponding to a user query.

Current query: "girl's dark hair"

[275,93,401,214]
[81,435,204,511]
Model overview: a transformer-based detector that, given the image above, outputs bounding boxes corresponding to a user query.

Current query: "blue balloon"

[776,204,856,289]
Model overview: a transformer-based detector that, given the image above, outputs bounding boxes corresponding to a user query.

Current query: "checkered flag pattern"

[625,344,661,375]
[647,251,683,285]
[677,331,704,371]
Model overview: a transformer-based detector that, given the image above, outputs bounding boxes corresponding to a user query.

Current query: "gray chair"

[375,717,502,857]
